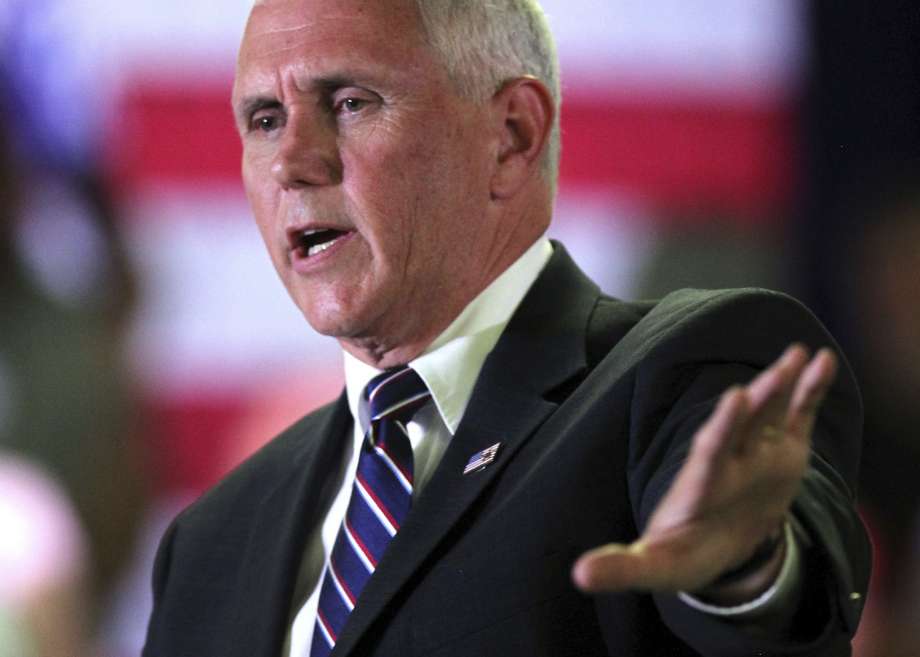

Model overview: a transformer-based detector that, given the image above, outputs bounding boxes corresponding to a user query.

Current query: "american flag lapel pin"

[463,442,502,475]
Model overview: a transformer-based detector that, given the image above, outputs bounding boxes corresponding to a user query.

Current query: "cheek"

[243,153,270,204]
[242,159,286,267]
[342,146,426,243]
[360,130,486,272]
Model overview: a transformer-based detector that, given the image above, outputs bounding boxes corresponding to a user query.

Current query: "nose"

[270,110,342,189]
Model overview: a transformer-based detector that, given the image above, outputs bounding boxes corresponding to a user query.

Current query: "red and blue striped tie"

[310,367,430,656]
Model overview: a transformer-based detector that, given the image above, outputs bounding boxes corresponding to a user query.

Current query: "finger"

[745,344,809,412]
[696,345,805,462]
[572,541,650,592]
[572,532,701,593]
[572,522,738,593]
[786,348,838,438]
[739,346,809,451]
[691,386,750,465]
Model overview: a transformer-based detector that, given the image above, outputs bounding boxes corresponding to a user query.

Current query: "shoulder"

[590,287,841,372]
[651,287,824,336]
[586,288,861,466]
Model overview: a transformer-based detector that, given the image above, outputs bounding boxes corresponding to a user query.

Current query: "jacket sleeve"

[620,289,870,657]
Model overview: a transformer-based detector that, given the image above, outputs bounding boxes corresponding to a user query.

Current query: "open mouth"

[293,227,349,258]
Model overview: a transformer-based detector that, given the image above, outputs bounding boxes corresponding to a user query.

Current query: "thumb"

[572,541,656,592]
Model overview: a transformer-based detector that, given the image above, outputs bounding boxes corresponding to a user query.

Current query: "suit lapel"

[225,391,351,657]
[332,244,601,656]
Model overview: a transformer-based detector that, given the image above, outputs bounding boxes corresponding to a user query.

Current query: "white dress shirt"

[286,237,799,656]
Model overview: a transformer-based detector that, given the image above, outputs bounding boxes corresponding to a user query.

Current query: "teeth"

[297,227,346,257]
[307,238,336,257]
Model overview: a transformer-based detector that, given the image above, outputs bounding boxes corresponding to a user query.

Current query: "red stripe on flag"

[559,93,796,216]
[106,79,242,192]
[106,81,794,216]
[141,395,251,495]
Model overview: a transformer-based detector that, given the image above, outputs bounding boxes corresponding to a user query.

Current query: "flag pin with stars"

[463,442,502,475]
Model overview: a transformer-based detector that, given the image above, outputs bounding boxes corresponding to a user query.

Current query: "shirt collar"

[343,237,553,434]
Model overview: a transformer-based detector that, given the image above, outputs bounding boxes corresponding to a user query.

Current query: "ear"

[489,76,555,200]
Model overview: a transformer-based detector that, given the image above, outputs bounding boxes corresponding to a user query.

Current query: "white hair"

[413,1,561,191]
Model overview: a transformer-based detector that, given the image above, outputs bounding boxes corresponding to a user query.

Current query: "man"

[143,1,870,655]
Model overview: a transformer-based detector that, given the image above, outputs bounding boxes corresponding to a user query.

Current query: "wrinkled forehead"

[233,0,442,108]
[241,0,425,51]
[237,0,431,77]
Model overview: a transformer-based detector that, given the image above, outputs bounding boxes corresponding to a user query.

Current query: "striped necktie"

[310,367,430,656]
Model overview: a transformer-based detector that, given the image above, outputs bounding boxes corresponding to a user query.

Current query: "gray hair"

[413,1,561,192]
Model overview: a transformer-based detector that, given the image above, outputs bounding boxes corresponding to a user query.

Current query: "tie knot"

[363,367,431,427]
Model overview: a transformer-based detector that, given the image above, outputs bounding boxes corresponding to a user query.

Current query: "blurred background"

[0,1,917,655]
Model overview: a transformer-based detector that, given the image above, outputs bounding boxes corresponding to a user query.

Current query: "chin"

[300,310,352,339]
[298,298,370,340]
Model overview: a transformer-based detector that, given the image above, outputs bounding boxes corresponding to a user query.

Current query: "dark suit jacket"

[143,244,870,657]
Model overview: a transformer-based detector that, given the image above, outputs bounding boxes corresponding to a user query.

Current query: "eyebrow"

[234,73,380,122]
[235,96,281,126]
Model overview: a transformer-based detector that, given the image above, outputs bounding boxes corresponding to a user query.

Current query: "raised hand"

[572,344,838,602]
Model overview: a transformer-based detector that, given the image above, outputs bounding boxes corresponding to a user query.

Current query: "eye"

[332,88,380,117]
[255,115,276,131]
[338,97,368,113]
[249,110,283,133]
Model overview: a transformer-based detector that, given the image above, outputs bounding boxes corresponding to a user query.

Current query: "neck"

[340,199,552,368]
[338,334,435,369]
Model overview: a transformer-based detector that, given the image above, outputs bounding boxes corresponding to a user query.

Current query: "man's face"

[233,0,499,359]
